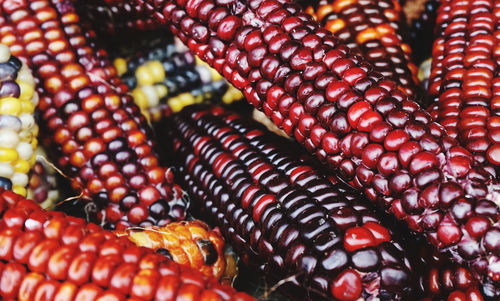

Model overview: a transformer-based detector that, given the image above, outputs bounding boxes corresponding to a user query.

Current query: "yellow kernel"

[356,28,379,44]
[168,97,183,113]
[18,81,35,102]
[20,100,35,114]
[179,93,195,106]
[132,88,148,110]
[325,19,346,34]
[13,159,30,174]
[0,148,18,162]
[316,4,334,21]
[29,154,36,166]
[334,0,356,12]
[13,185,26,197]
[154,84,168,99]
[0,97,21,116]
[136,65,154,86]
[209,68,223,81]
[114,58,127,76]
[148,61,166,82]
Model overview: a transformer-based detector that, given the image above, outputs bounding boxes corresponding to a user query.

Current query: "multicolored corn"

[82,0,500,287]
[0,188,254,300]
[0,0,188,229]
[116,220,229,280]
[305,0,420,98]
[26,147,59,210]
[114,39,242,122]
[409,0,440,65]
[0,44,38,197]
[162,105,417,300]
[427,0,500,166]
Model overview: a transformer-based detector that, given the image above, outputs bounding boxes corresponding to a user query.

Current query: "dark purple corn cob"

[84,0,500,287]
[0,0,188,229]
[162,104,417,301]
[306,0,421,98]
[409,0,440,65]
[427,0,500,166]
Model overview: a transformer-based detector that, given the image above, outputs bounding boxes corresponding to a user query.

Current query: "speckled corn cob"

[427,0,500,166]
[409,0,440,65]
[0,44,38,197]
[116,220,230,280]
[162,105,417,300]
[305,0,420,98]
[0,0,188,229]
[81,0,500,288]
[114,40,242,122]
[0,188,254,301]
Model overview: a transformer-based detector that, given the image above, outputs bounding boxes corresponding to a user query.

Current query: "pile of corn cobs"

[0,0,498,300]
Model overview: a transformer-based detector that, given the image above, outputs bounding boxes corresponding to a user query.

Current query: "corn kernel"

[12,185,26,196]
[136,65,154,86]
[114,57,128,76]
[0,97,22,116]
[13,159,30,174]
[18,81,35,101]
[148,61,166,82]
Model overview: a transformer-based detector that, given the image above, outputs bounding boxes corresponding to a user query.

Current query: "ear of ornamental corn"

[160,104,495,300]
[0,188,254,301]
[115,219,231,280]
[0,0,189,229]
[162,104,417,300]
[305,0,421,98]
[0,44,38,197]
[114,38,242,122]
[81,0,500,288]
[427,0,500,166]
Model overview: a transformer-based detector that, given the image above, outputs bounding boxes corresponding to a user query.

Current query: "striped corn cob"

[305,0,420,98]
[162,105,417,300]
[409,0,440,65]
[427,0,500,166]
[26,147,60,210]
[0,44,38,197]
[0,188,254,301]
[0,0,189,229]
[81,0,500,288]
[115,220,229,280]
[114,39,242,122]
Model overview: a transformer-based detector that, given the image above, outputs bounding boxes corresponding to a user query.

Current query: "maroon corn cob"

[306,0,421,98]
[0,0,189,229]
[81,0,500,287]
[427,0,500,166]
[162,105,417,300]
[0,188,254,300]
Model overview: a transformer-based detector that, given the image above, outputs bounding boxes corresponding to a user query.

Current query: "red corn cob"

[0,0,189,229]
[305,0,421,98]
[427,0,500,166]
[80,0,500,288]
[115,220,230,280]
[0,188,253,300]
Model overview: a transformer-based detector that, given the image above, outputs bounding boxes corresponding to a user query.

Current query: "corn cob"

[162,105,417,300]
[82,0,500,287]
[427,0,500,166]
[0,188,254,301]
[0,44,38,197]
[26,147,60,210]
[0,0,189,229]
[115,220,229,280]
[115,39,242,122]
[409,0,440,65]
[305,0,420,98]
